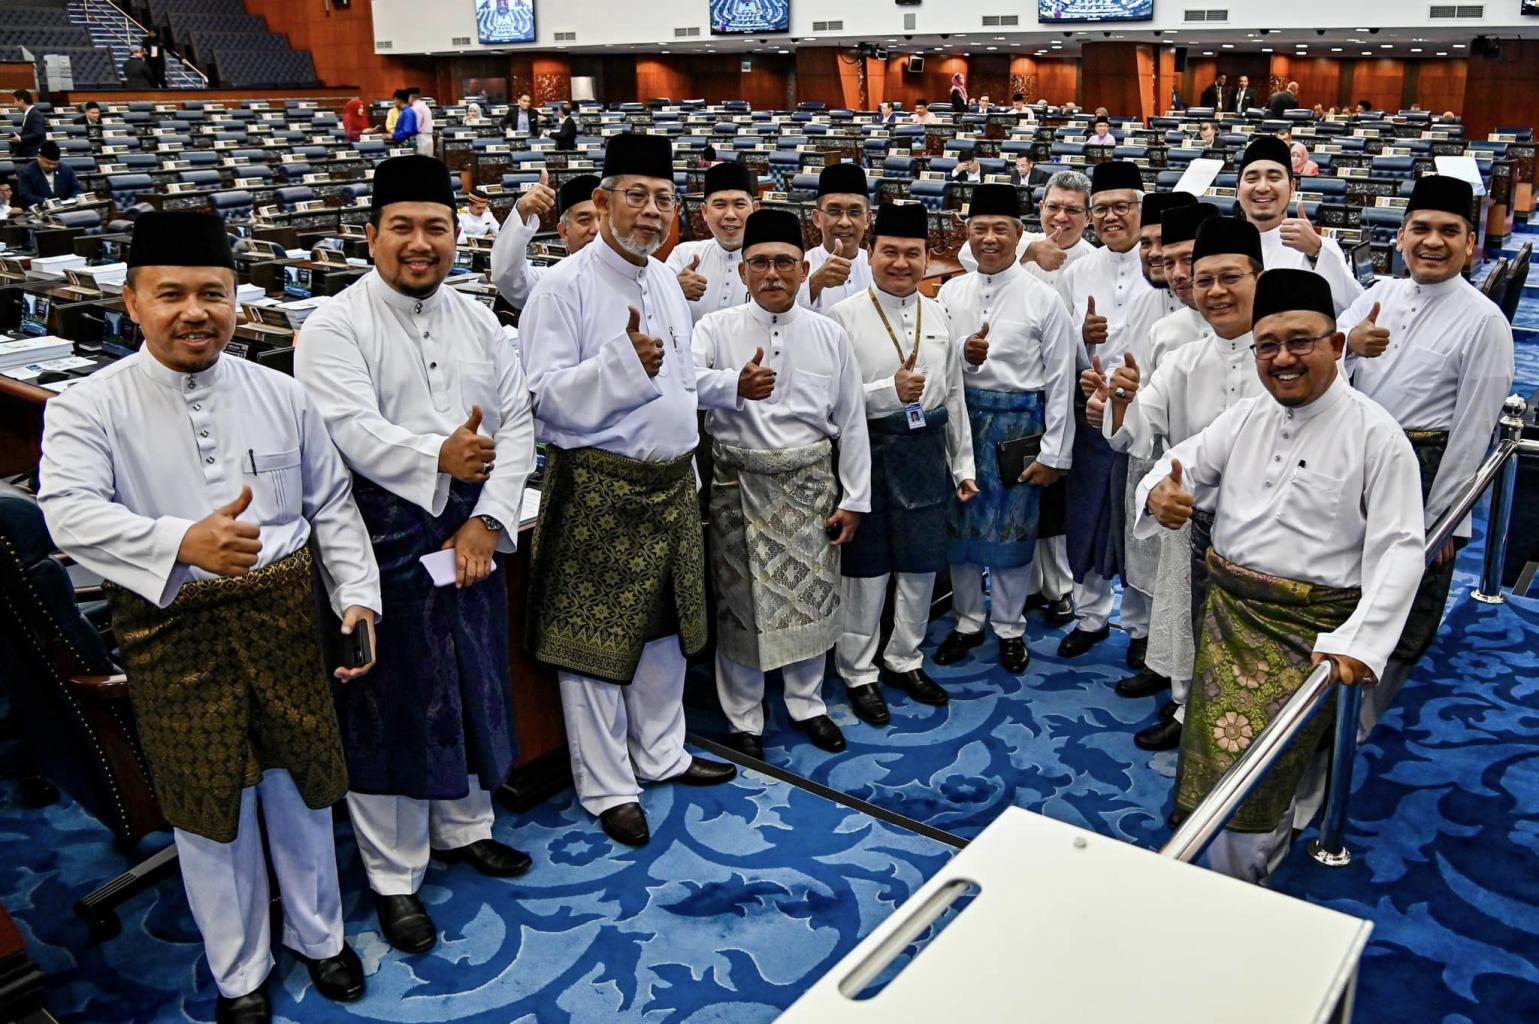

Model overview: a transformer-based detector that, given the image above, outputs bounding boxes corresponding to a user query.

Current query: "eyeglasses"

[1157,254,1194,271]
[1193,270,1256,291]
[1090,201,1135,218]
[744,255,801,272]
[1252,331,1334,361]
[1040,201,1087,217]
[606,187,678,212]
[820,204,868,221]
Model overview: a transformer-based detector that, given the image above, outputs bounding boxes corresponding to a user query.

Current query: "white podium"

[779,808,1371,1024]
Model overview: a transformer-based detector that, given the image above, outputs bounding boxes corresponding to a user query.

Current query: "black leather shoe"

[1115,669,1171,699]
[435,838,533,878]
[791,714,846,752]
[998,637,1030,675]
[375,894,436,955]
[599,802,650,846]
[216,986,270,1024]
[1159,699,1178,720]
[1057,625,1110,658]
[1024,593,1049,612]
[673,756,737,786]
[1135,718,1183,751]
[726,732,764,759]
[933,629,985,665]
[847,683,891,726]
[882,667,950,705]
[298,943,364,1003]
[1126,636,1148,671]
[1046,595,1075,625]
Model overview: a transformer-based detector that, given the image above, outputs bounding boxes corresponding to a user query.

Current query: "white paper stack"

[0,335,75,371]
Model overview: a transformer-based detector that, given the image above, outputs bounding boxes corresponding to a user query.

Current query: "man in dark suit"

[123,47,154,89]
[551,102,577,149]
[1267,81,1299,117]
[1199,74,1228,112]
[877,101,898,126]
[503,93,542,137]
[1232,74,1257,113]
[140,30,166,87]
[9,89,47,159]
[17,142,80,209]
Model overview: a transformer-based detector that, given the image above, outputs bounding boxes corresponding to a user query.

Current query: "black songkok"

[39,141,61,161]
[966,183,1021,219]
[602,132,673,181]
[817,161,868,198]
[872,201,928,240]
[703,159,755,198]
[128,210,235,269]
[1252,269,1335,324]
[1239,134,1292,172]
[370,154,456,214]
[558,174,599,216]
[742,208,805,253]
[1161,202,1219,245]
[1140,190,1196,227]
[1192,216,1262,265]
[1090,160,1143,194]
[1405,174,1475,225]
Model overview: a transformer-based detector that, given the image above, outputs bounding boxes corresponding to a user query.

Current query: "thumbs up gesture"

[1108,351,1140,406]
[738,345,777,400]
[177,485,263,577]
[625,305,665,377]
[1279,196,1323,258]
[1084,354,1110,427]
[1148,458,1194,530]
[1082,295,1109,346]
[438,404,499,482]
[514,166,557,221]
[1348,301,1390,358]
[894,345,925,404]
[677,252,709,301]
[811,236,856,298]
[964,321,990,366]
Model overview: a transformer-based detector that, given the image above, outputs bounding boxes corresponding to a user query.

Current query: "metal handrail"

[1160,393,1532,866]
[83,0,209,84]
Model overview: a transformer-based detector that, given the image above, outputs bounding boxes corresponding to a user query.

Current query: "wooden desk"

[0,376,49,478]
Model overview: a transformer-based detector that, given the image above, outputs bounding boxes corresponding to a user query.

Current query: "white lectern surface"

[778,807,1372,1024]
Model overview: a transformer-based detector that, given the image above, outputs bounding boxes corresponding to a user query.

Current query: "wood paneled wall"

[243,0,434,102]
[1464,40,1539,138]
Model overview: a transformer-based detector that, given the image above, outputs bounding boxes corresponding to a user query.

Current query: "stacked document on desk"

[236,283,266,304]
[27,254,88,279]
[0,335,74,371]
[3,354,96,381]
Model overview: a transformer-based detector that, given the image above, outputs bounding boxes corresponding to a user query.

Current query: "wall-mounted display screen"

[1038,0,1154,22]
[1523,0,1539,15]
[710,0,790,35]
[476,0,536,44]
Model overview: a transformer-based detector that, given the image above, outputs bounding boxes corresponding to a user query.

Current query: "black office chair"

[1500,242,1530,324]
[1480,258,1509,304]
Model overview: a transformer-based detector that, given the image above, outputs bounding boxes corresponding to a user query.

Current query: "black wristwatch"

[477,514,504,533]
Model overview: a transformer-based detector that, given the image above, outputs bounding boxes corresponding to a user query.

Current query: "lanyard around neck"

[868,288,922,365]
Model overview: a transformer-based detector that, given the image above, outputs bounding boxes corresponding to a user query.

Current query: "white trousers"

[414,133,434,157]
[347,779,496,896]
[836,572,934,686]
[174,769,344,999]
[1207,812,1295,885]
[716,649,830,734]
[1028,536,1072,598]
[1171,674,1191,723]
[1357,656,1413,742]
[558,635,693,816]
[951,562,1032,640]
[1074,570,1115,631]
[1120,585,1153,640]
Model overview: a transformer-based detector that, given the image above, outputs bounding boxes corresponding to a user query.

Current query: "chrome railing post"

[1308,681,1364,867]
[1473,395,1529,605]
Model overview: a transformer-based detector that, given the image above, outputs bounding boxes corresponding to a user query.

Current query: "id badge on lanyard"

[868,288,927,431]
[905,403,926,430]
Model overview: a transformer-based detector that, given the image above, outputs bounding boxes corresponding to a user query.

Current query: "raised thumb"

[1123,350,1139,371]
[219,484,253,519]
[1366,301,1381,325]
[903,346,919,370]
[539,167,549,186]
[750,346,764,365]
[1170,459,1184,487]
[1086,295,1097,317]
[977,321,990,338]
[838,237,855,259]
[1091,354,1104,375]
[1296,197,1307,220]
[626,305,642,333]
[688,254,701,271]
[464,404,483,433]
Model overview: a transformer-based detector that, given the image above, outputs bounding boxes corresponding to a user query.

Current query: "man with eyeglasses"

[1141,203,1220,369]
[957,169,1094,283]
[1236,135,1362,313]
[491,172,595,310]
[1053,161,1153,661]
[520,133,737,849]
[692,209,871,758]
[1135,269,1423,882]
[931,184,1077,677]
[799,162,875,312]
[666,160,757,323]
[1338,174,1514,738]
[1100,218,1268,754]
[828,202,977,726]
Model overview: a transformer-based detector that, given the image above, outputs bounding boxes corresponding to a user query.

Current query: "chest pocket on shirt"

[782,369,832,421]
[458,360,502,435]
[1279,465,1344,530]
[244,448,302,526]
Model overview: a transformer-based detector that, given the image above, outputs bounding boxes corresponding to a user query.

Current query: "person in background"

[0,179,12,218]
[1312,103,1326,118]
[1086,116,1117,146]
[1268,81,1299,117]
[140,28,166,87]
[1232,74,1257,113]
[488,171,575,310]
[913,99,941,125]
[877,101,898,126]
[75,101,103,135]
[977,94,994,114]
[551,102,578,149]
[1197,121,1218,149]
[9,89,45,159]
[463,101,485,126]
[1357,99,1374,114]
[389,90,417,145]
[693,144,719,168]
[1275,127,1293,146]
[409,88,434,158]
[1199,73,1228,111]
[1011,93,1031,114]
[951,154,983,182]
[342,97,370,142]
[457,187,499,243]
[504,92,543,137]
[949,73,969,112]
[1290,142,1320,177]
[123,46,154,89]
[17,141,80,209]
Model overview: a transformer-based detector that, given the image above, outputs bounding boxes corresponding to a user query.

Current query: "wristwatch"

[477,514,504,533]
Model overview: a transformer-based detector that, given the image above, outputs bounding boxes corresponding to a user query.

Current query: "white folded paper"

[418,547,499,587]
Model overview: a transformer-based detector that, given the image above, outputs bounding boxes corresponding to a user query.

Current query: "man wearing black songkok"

[800,161,876,311]
[667,158,759,322]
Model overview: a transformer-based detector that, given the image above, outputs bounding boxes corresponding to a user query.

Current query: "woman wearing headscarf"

[1290,142,1320,177]
[342,97,370,142]
[464,101,484,125]
[949,72,968,112]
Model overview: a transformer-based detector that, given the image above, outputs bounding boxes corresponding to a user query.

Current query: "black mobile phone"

[825,521,843,540]
[332,626,372,669]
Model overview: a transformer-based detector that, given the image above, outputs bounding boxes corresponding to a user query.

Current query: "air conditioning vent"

[1429,3,1484,16]
[904,13,917,29]
[376,40,393,50]
[554,30,576,40]
[673,25,701,37]
[812,19,845,30]
[1183,8,1229,21]
[452,36,471,45]
[982,14,1020,26]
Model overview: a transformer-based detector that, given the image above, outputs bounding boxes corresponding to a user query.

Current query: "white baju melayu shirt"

[798,242,875,313]
[1145,304,1208,369]
[293,270,535,547]
[936,261,1078,470]
[1057,242,1155,369]
[829,286,976,485]
[519,236,699,461]
[38,349,380,613]
[666,237,751,323]
[1106,330,1264,458]
[1121,285,1183,370]
[457,209,499,243]
[1258,226,1363,314]
[691,300,872,512]
[489,209,544,309]
[1339,274,1514,537]
[958,231,1096,284]
[1134,373,1425,678]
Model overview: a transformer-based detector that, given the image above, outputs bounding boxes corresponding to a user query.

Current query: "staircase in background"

[66,0,206,89]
